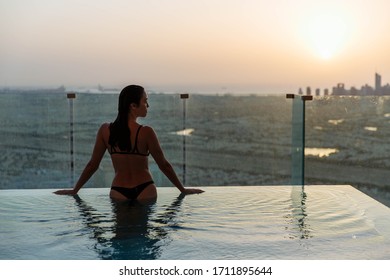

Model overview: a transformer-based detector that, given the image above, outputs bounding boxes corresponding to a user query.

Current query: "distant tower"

[375,72,382,94]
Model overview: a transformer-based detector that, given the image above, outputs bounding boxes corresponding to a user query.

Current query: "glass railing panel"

[66,92,188,188]
[305,95,390,195]
[0,91,70,189]
[71,92,118,188]
[183,94,293,186]
[290,95,305,185]
[1,91,294,189]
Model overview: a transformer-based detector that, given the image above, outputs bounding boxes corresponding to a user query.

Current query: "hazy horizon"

[2,0,390,94]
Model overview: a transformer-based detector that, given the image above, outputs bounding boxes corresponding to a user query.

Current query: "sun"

[304,14,349,60]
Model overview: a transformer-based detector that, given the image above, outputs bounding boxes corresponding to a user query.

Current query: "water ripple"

[1,186,389,259]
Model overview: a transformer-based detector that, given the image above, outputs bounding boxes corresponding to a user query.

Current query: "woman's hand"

[182,188,204,195]
[53,189,77,196]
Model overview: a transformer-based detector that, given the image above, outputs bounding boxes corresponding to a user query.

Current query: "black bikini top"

[109,125,150,156]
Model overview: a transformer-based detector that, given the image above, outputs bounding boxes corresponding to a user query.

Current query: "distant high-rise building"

[375,72,382,94]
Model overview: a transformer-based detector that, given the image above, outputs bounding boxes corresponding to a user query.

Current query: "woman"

[55,85,203,201]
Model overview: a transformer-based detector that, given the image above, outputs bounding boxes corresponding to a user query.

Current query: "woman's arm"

[54,124,107,195]
[146,127,203,194]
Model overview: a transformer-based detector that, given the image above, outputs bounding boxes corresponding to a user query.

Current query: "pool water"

[1,186,389,259]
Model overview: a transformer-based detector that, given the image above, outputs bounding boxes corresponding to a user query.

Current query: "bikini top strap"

[133,125,143,152]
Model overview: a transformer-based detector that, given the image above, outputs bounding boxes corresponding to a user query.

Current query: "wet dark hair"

[109,85,145,151]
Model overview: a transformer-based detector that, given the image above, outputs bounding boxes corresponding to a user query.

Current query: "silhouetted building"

[332,83,347,95]
[361,84,374,95]
[383,84,390,95]
[350,87,358,95]
[375,73,382,92]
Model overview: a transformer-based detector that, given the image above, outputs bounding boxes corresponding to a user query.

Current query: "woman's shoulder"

[99,122,111,130]
[140,124,154,131]
[97,123,111,137]
[140,125,157,137]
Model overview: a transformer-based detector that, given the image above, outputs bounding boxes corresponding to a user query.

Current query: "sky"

[1,0,390,93]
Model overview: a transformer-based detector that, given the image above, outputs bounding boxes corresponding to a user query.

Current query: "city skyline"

[300,72,390,96]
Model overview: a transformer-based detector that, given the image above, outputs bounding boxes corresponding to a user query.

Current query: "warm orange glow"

[1,0,390,92]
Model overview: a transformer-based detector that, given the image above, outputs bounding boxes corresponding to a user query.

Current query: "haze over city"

[1,0,390,93]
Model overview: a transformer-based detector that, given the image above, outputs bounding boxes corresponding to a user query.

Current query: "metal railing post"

[301,95,312,185]
[180,93,189,186]
[67,93,76,186]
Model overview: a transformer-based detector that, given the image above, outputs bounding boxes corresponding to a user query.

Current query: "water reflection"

[287,186,313,240]
[304,148,339,158]
[72,194,185,259]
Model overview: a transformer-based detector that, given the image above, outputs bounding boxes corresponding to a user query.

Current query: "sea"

[1,90,390,206]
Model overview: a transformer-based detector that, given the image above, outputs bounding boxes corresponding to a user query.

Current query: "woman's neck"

[128,113,138,123]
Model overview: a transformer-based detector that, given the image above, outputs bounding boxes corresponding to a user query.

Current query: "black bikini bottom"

[111,181,154,200]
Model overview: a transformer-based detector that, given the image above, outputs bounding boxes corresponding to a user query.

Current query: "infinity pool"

[1,186,389,259]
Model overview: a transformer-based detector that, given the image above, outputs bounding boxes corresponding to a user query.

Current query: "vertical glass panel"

[290,96,304,185]
[305,95,390,203]
[184,94,292,186]
[72,92,117,188]
[0,91,70,188]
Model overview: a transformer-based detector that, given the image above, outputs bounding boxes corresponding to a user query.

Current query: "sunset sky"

[1,0,390,93]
